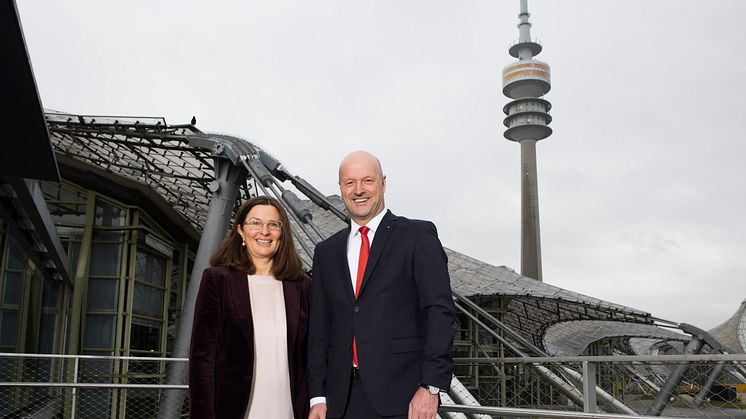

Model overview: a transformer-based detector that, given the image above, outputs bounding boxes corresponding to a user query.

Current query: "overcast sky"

[17,1,746,329]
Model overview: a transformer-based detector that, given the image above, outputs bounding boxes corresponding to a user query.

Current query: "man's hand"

[408,387,438,419]
[308,402,327,419]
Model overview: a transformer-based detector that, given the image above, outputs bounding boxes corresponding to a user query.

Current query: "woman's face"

[237,204,283,264]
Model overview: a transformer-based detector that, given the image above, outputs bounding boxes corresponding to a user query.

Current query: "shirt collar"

[350,208,388,236]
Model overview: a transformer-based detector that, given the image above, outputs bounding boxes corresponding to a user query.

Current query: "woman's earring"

[241,240,246,247]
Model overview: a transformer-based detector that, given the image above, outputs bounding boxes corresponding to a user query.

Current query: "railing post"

[582,361,597,413]
[71,356,79,419]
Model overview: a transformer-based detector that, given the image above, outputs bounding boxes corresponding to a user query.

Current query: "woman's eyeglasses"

[244,218,282,232]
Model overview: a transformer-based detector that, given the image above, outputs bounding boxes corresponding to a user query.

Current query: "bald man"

[308,151,456,419]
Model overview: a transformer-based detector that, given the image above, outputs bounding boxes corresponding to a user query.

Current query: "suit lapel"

[332,226,356,301]
[358,210,398,296]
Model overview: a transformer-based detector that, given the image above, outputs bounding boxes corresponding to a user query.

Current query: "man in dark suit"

[308,151,456,419]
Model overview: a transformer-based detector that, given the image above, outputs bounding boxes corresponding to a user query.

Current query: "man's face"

[339,156,386,225]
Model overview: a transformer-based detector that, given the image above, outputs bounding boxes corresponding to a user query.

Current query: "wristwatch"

[420,384,440,395]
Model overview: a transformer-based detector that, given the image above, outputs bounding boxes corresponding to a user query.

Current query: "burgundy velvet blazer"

[188,265,310,419]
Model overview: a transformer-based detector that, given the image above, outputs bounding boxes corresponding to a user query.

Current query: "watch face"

[427,385,439,394]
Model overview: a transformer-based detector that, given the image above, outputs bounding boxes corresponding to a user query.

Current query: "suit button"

[353,306,360,313]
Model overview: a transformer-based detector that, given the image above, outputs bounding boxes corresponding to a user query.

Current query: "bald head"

[338,151,386,225]
[338,151,383,183]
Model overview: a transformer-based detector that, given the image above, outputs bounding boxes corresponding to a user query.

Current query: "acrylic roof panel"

[45,113,265,234]
[543,320,687,356]
[708,299,746,354]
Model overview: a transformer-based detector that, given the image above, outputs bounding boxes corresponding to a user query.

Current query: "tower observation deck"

[502,0,552,281]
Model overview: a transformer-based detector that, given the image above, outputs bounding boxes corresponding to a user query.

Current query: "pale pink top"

[244,274,294,419]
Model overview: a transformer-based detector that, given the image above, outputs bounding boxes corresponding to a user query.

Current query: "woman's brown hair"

[209,196,304,281]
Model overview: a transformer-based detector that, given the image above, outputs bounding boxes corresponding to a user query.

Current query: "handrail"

[0,382,188,389]
[453,354,746,363]
[0,352,188,362]
[439,404,677,419]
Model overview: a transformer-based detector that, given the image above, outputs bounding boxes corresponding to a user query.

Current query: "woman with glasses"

[189,196,309,419]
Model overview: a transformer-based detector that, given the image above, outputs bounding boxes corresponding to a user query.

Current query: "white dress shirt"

[346,208,387,294]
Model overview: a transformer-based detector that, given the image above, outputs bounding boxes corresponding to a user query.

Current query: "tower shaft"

[520,140,542,281]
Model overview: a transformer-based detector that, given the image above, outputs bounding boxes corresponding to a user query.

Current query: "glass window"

[67,241,81,277]
[94,200,126,227]
[83,315,116,349]
[89,243,122,277]
[130,318,160,352]
[48,202,88,225]
[169,290,178,312]
[2,272,21,305]
[6,239,25,270]
[87,279,119,311]
[58,227,85,277]
[89,230,124,278]
[58,226,85,242]
[38,312,57,353]
[0,311,18,346]
[93,231,123,242]
[135,251,166,286]
[169,249,181,309]
[42,277,60,309]
[133,284,163,318]
[42,181,87,203]
[42,182,88,225]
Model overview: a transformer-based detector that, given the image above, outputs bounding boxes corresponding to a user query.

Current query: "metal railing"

[439,404,676,418]
[0,353,188,419]
[1,353,745,418]
[451,354,746,418]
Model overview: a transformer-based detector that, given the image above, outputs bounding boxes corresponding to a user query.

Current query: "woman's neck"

[253,258,273,276]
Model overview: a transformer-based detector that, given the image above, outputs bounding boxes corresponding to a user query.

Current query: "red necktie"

[353,225,370,366]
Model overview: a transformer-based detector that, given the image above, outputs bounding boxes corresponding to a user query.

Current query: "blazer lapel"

[358,210,398,296]
[229,270,254,345]
[282,280,300,351]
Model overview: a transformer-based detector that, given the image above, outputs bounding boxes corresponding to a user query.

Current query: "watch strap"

[420,384,440,394]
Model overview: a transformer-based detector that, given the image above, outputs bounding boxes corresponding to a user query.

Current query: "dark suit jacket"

[189,265,310,419]
[308,210,456,417]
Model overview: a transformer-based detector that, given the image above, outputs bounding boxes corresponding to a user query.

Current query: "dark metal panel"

[0,0,59,181]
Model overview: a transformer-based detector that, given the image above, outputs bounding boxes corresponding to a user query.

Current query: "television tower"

[502,0,552,281]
